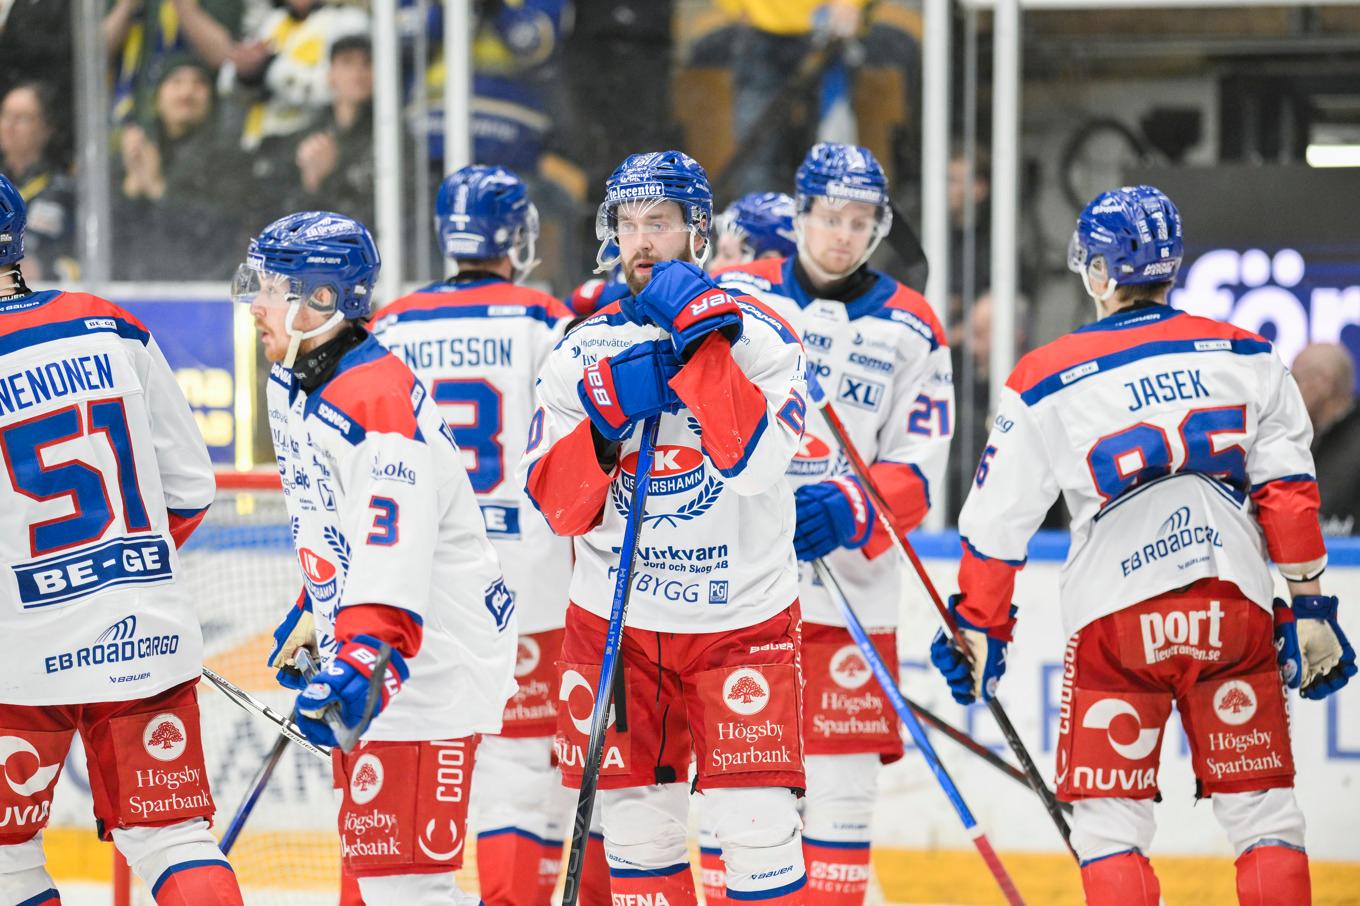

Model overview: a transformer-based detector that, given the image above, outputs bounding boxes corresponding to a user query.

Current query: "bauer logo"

[349,754,385,805]
[142,713,187,763]
[298,548,338,601]
[1213,680,1257,726]
[515,637,541,678]
[829,645,873,690]
[790,434,832,477]
[722,668,771,716]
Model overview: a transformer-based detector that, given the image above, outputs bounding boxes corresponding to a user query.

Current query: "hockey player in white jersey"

[934,186,1354,906]
[706,191,797,274]
[236,210,517,905]
[520,151,811,905]
[714,144,953,906]
[0,174,245,905]
[370,165,593,906]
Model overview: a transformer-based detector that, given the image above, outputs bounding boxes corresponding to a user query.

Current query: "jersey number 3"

[432,378,503,493]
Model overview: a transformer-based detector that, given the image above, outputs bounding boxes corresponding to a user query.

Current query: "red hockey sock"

[339,862,365,906]
[151,860,244,905]
[1235,843,1310,906]
[537,834,564,902]
[609,862,697,906]
[1079,850,1159,906]
[477,829,556,906]
[579,832,611,906]
[803,839,870,906]
[699,846,730,906]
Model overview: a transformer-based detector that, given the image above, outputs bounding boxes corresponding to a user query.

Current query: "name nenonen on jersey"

[0,353,115,416]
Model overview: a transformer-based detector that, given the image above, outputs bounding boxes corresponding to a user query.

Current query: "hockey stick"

[326,643,394,754]
[562,415,662,906]
[812,559,1026,905]
[815,401,1077,859]
[201,666,330,762]
[906,694,1072,812]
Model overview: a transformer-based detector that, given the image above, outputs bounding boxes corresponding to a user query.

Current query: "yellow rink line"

[43,826,1360,904]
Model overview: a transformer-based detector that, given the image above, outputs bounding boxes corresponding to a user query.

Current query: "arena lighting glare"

[1305,144,1360,168]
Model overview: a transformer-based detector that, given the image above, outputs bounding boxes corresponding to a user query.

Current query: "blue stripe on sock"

[727,873,806,900]
[1079,848,1142,869]
[16,890,61,906]
[477,826,562,847]
[151,859,234,898]
[699,846,722,856]
[1242,838,1306,856]
[609,861,690,879]
[801,836,871,850]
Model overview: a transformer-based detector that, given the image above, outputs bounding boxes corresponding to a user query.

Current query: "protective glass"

[230,263,301,307]
[595,197,687,241]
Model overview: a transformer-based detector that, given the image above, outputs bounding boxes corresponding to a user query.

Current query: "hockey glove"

[1290,595,1357,700]
[930,597,1017,705]
[793,476,876,561]
[267,591,318,691]
[1272,598,1302,689]
[295,634,409,748]
[634,260,743,359]
[578,340,682,442]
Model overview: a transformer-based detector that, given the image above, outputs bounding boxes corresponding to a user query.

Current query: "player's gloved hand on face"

[267,592,318,691]
[1290,595,1357,700]
[295,634,409,747]
[1272,598,1302,689]
[793,476,875,561]
[578,340,682,442]
[633,260,743,359]
[929,597,1017,705]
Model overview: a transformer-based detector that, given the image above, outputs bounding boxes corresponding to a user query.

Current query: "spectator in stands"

[102,0,247,126]
[251,35,375,228]
[1292,342,1360,535]
[1,2,73,162]
[720,0,867,195]
[115,54,245,279]
[0,82,76,282]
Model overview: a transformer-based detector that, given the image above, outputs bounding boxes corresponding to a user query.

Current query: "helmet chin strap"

[282,301,345,369]
[1081,267,1119,309]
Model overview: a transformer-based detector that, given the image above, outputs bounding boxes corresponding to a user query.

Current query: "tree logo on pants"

[350,754,385,805]
[830,645,872,689]
[1213,680,1257,726]
[516,637,541,677]
[1082,699,1160,761]
[142,714,187,762]
[723,668,771,716]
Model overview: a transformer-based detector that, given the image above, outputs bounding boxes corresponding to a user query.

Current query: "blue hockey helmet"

[794,143,893,272]
[1068,186,1184,299]
[720,192,797,260]
[595,151,713,272]
[0,173,26,268]
[435,165,540,281]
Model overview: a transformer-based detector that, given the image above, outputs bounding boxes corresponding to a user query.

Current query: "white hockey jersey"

[519,293,807,633]
[267,333,517,741]
[718,258,954,629]
[957,304,1327,638]
[371,278,574,634]
[0,290,215,706]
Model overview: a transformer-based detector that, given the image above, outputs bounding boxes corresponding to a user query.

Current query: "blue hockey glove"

[295,634,409,748]
[794,476,875,561]
[578,340,682,442]
[634,260,743,358]
[267,591,316,691]
[1290,595,1357,701]
[930,597,1017,705]
[1272,598,1302,689]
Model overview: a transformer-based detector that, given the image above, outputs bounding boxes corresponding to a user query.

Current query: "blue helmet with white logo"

[1068,185,1183,298]
[0,173,26,268]
[793,143,893,273]
[235,211,380,320]
[721,192,797,260]
[595,150,713,272]
[435,165,540,281]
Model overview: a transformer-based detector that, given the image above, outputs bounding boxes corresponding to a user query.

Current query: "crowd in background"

[2,0,1357,533]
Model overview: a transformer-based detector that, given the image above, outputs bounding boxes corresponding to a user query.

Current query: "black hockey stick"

[815,401,1078,861]
[202,666,330,762]
[562,415,661,906]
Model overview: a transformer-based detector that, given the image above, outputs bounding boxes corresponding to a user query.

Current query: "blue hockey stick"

[562,415,661,906]
[811,558,1027,906]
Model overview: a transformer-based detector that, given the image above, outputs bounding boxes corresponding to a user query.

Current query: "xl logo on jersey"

[838,375,884,412]
[613,445,724,528]
[790,434,833,478]
[298,548,338,602]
